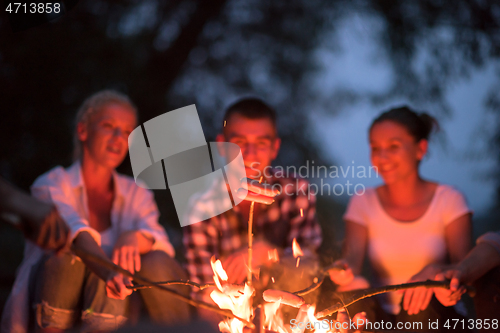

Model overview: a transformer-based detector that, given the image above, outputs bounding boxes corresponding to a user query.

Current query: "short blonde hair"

[73,90,137,161]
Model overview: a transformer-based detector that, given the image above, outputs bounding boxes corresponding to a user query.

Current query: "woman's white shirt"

[343,184,471,314]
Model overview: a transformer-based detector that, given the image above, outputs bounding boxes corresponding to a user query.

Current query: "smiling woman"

[2,91,190,332]
[72,91,138,163]
[328,106,473,332]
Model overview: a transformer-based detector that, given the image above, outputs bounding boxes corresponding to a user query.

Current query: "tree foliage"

[1,0,500,225]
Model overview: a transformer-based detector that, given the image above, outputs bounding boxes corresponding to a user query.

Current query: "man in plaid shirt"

[182,98,322,306]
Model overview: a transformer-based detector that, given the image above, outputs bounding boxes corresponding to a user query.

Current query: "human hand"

[112,231,141,274]
[337,309,368,333]
[402,265,440,315]
[328,259,355,286]
[433,269,467,307]
[235,178,280,205]
[24,202,70,253]
[105,272,133,300]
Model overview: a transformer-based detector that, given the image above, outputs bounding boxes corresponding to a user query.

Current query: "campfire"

[194,178,469,333]
[70,176,471,333]
[207,240,326,333]
[203,177,332,333]
[204,229,339,333]
[202,245,469,333]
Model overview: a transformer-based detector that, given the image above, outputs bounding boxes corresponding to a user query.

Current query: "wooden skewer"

[293,275,325,297]
[71,245,255,329]
[127,280,214,290]
[315,280,476,318]
[247,176,263,287]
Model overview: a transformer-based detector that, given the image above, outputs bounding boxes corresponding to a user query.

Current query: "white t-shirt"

[344,184,471,314]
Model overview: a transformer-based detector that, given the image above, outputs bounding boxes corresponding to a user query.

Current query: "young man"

[182,98,322,307]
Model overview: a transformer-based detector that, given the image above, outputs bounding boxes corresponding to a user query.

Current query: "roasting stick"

[315,280,476,319]
[291,261,346,297]
[293,275,325,297]
[71,244,255,329]
[128,280,214,290]
[247,176,263,287]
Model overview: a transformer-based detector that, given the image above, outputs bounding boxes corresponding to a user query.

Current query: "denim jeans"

[32,250,191,331]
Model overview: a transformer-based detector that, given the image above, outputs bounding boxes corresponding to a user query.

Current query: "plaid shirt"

[182,172,322,301]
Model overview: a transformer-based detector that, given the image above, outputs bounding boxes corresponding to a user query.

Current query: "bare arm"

[445,213,472,263]
[449,241,500,289]
[343,221,368,275]
[328,221,367,286]
[435,241,500,307]
[0,177,69,251]
[403,212,472,314]
[112,230,154,274]
[74,231,132,299]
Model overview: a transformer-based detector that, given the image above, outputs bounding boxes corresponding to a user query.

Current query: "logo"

[128,105,247,227]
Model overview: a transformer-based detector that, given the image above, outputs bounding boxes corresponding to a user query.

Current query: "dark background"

[1,0,500,318]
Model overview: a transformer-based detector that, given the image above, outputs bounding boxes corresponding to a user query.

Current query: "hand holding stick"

[315,279,476,319]
[71,244,255,328]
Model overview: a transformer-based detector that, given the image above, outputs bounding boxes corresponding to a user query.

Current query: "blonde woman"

[2,91,190,333]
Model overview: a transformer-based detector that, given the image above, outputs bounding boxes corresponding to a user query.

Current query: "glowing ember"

[224,120,227,127]
[300,208,304,217]
[271,277,275,283]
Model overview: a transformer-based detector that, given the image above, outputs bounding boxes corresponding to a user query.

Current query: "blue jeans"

[33,250,191,330]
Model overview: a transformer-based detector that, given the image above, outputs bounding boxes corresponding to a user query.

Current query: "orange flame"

[211,257,228,291]
[292,238,304,258]
[209,257,254,333]
[268,248,280,262]
[263,301,288,333]
[306,305,329,333]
